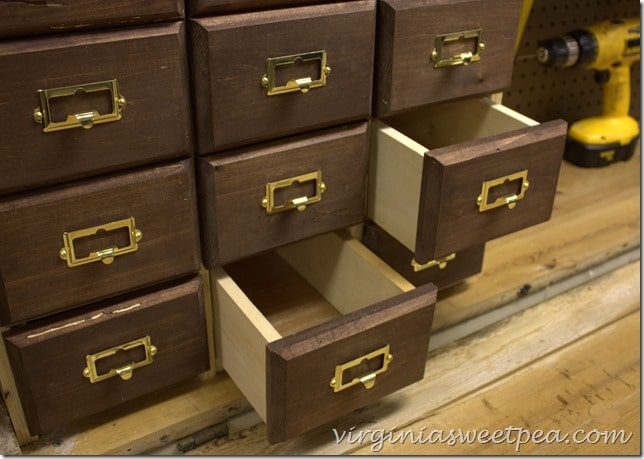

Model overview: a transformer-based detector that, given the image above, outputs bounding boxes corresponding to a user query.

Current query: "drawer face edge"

[265,283,436,443]
[3,276,208,436]
[415,120,568,263]
[0,1,184,39]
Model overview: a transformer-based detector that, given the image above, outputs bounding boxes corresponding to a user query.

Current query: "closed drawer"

[198,122,368,266]
[362,221,485,290]
[0,22,191,195]
[212,231,436,443]
[3,276,209,436]
[189,0,376,154]
[368,98,567,269]
[0,159,200,326]
[374,0,522,116]
[0,1,184,39]
[187,0,327,16]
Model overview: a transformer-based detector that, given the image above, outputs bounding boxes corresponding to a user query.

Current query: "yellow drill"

[536,18,640,167]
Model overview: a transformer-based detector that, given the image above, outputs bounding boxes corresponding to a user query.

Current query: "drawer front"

[374,0,522,116]
[266,283,435,443]
[199,122,368,266]
[415,120,568,263]
[188,0,327,16]
[362,221,485,290]
[0,22,191,195]
[0,1,184,39]
[213,230,436,443]
[189,0,376,153]
[0,159,200,326]
[3,277,209,436]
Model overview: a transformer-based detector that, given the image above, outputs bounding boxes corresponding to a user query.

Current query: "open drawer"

[211,230,436,443]
[368,98,567,270]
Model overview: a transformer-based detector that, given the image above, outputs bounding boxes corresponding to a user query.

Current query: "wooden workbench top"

[7,149,641,455]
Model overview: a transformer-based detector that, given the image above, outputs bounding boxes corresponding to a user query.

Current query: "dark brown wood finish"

[362,221,485,290]
[415,120,568,264]
[189,0,376,154]
[0,22,191,195]
[3,276,209,436]
[374,0,522,116]
[187,0,328,16]
[0,159,201,326]
[0,1,184,39]
[198,122,368,267]
[266,282,436,443]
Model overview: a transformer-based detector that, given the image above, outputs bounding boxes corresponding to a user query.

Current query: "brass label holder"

[33,79,126,132]
[329,345,393,393]
[411,253,456,272]
[476,170,529,212]
[261,170,326,215]
[59,217,143,267]
[83,336,157,383]
[431,29,485,68]
[261,50,331,95]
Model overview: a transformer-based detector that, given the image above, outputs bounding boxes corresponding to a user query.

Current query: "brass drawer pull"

[260,50,331,95]
[33,79,126,132]
[477,170,529,212]
[329,345,393,393]
[411,253,456,272]
[431,29,485,68]
[261,170,326,215]
[59,217,143,267]
[82,336,157,383]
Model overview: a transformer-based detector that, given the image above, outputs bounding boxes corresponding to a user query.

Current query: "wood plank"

[187,260,640,455]
[20,374,248,455]
[350,311,640,455]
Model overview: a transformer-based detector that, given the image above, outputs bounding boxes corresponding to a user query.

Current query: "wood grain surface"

[0,22,191,195]
[8,143,639,456]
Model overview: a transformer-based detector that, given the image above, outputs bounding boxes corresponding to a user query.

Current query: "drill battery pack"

[564,135,639,168]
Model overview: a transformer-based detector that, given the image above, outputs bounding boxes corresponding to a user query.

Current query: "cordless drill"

[536,18,640,167]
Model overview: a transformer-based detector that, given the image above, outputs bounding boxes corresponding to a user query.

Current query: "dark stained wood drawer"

[198,122,368,267]
[374,0,522,116]
[0,22,191,195]
[0,159,201,326]
[368,98,567,269]
[0,1,184,39]
[212,230,436,443]
[362,221,486,290]
[189,0,376,154]
[187,0,327,16]
[3,276,209,436]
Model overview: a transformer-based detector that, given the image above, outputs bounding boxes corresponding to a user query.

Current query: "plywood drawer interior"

[368,97,567,265]
[211,230,436,443]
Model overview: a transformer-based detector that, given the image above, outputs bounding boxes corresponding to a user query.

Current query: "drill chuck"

[536,30,598,67]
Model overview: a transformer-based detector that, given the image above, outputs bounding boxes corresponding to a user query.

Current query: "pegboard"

[503,0,641,124]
